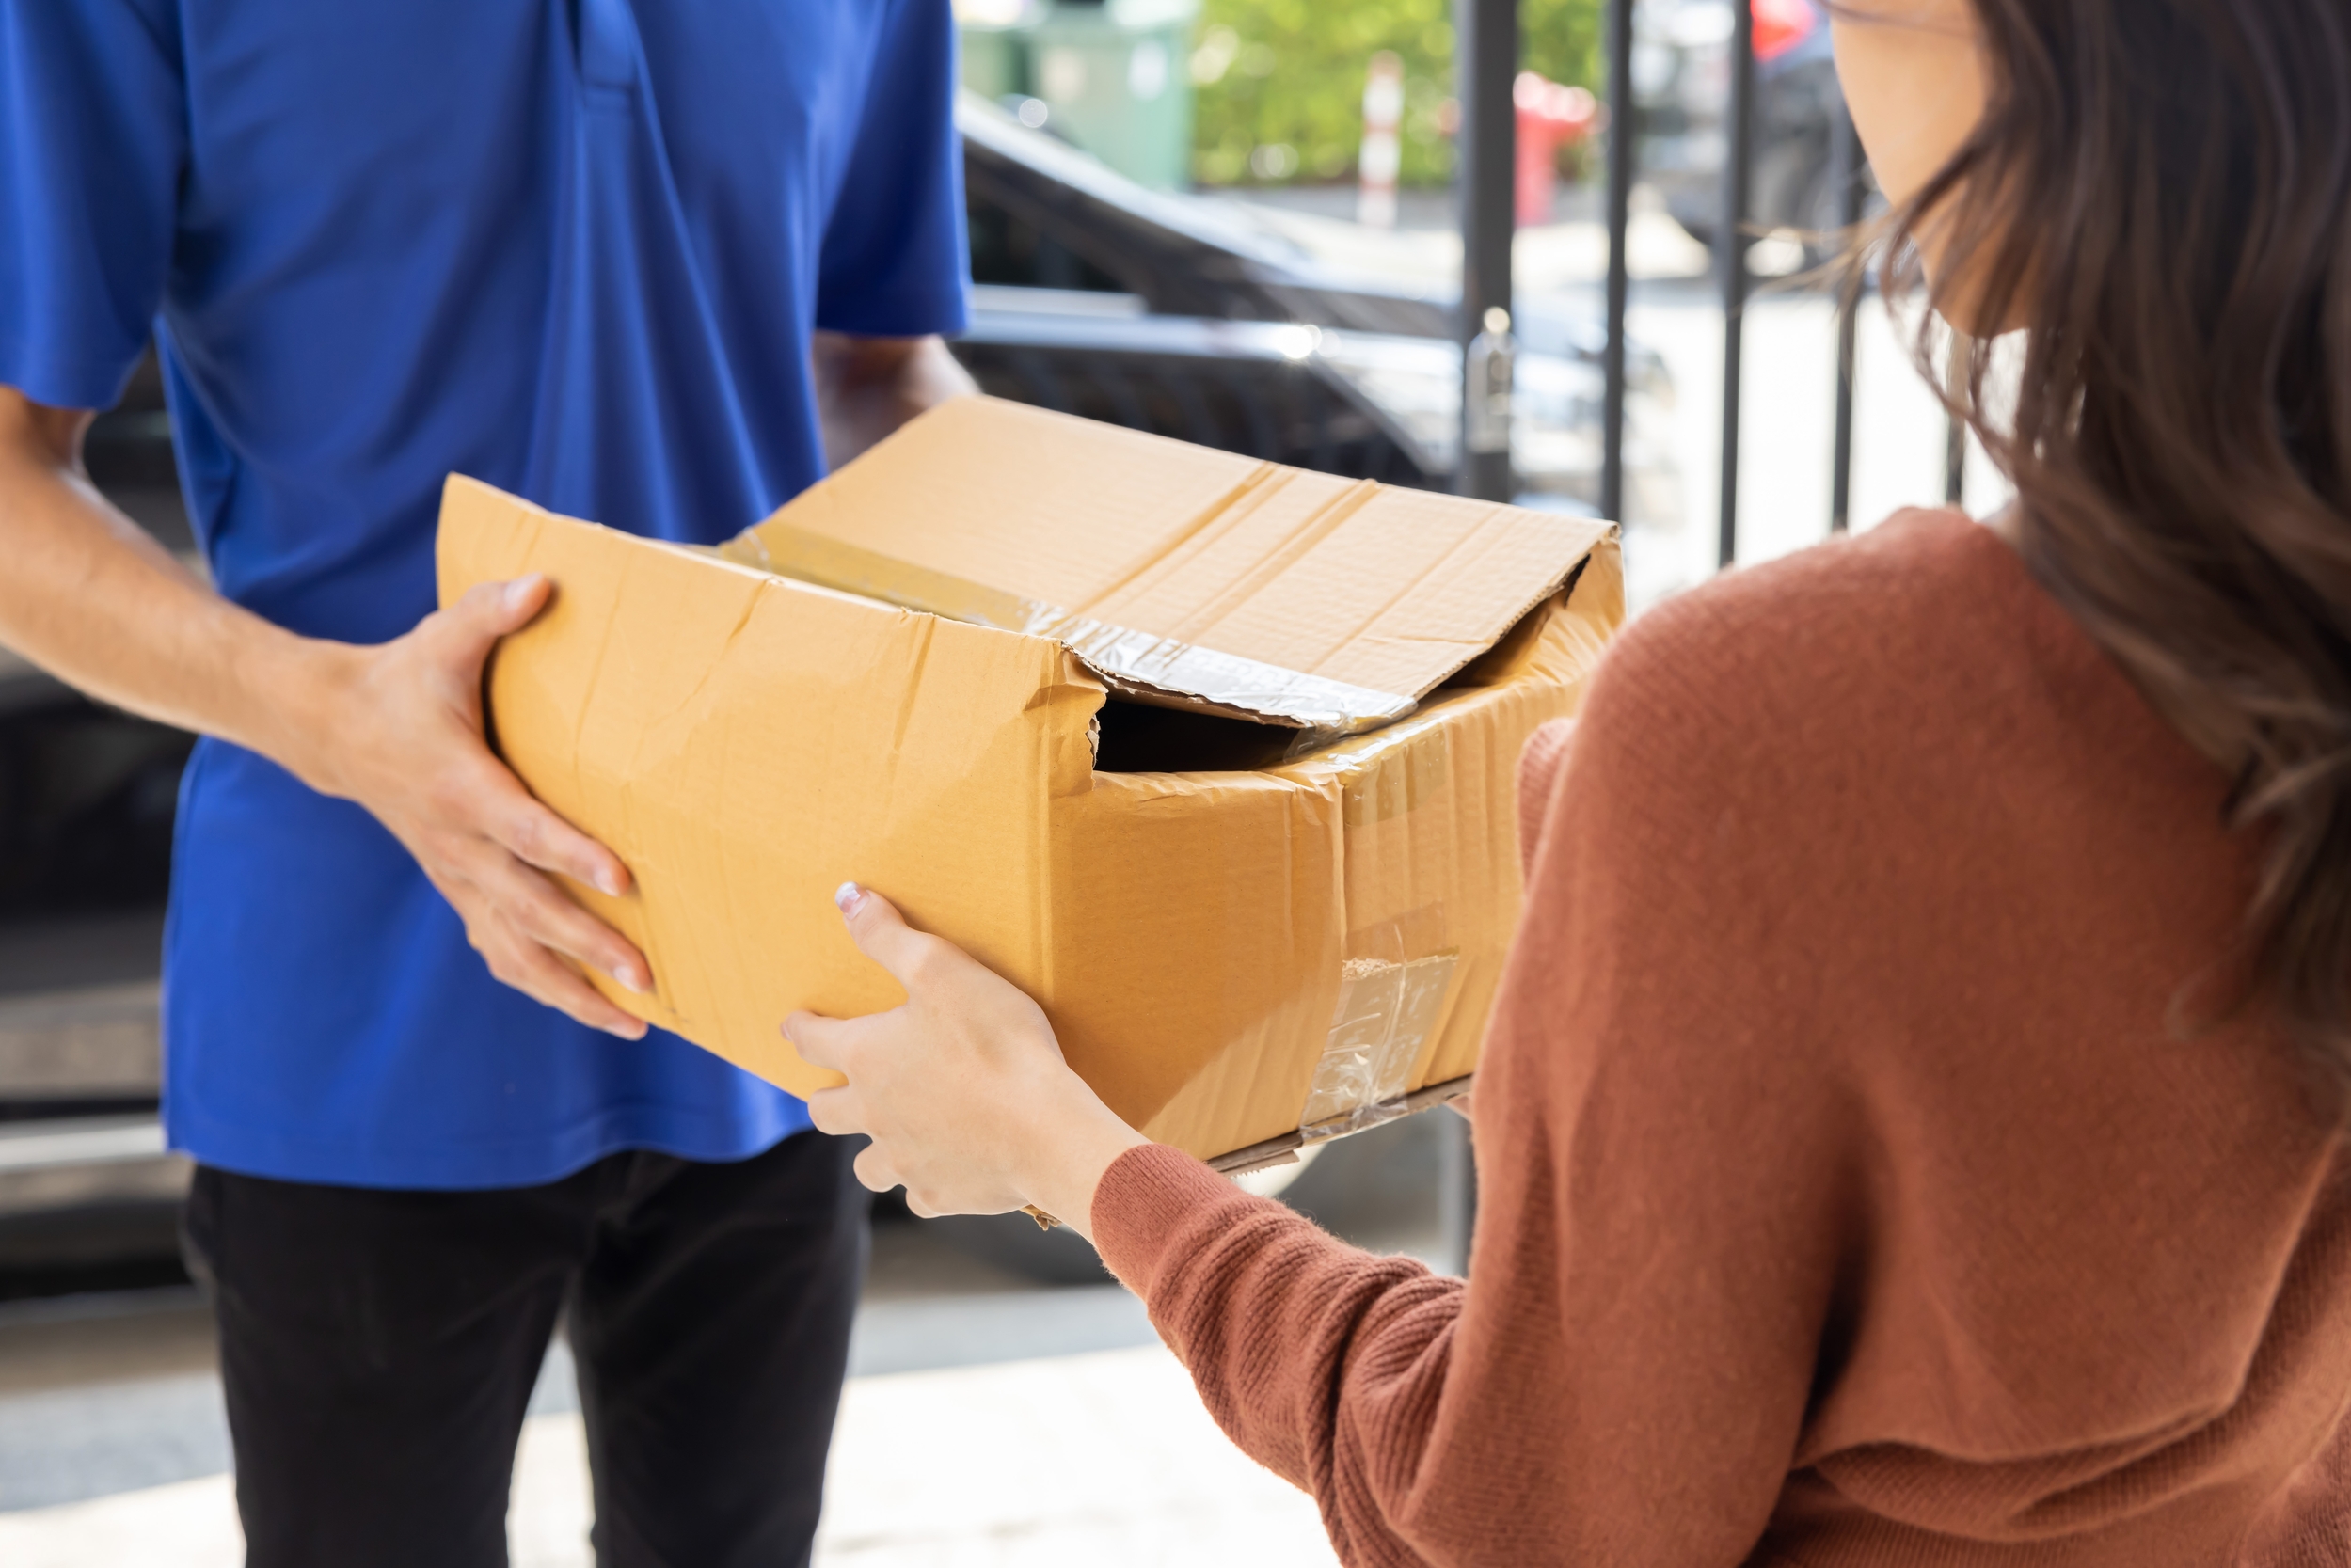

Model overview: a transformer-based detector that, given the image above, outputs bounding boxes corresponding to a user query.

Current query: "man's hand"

[787,884,1146,1238]
[0,385,650,1038]
[810,332,977,470]
[292,575,652,1038]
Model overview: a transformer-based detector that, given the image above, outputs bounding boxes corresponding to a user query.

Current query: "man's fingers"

[833,883,959,993]
[439,575,552,661]
[488,857,652,993]
[489,929,648,1039]
[488,782,631,898]
[784,1009,858,1072]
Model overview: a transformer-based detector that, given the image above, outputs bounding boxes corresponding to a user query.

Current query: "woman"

[786,2,2351,1561]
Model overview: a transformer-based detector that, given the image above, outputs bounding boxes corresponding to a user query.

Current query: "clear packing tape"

[1025,957,1473,1222]
[718,523,1416,735]
[1296,950,1460,1142]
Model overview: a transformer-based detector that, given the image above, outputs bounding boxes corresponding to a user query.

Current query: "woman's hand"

[786,884,1149,1240]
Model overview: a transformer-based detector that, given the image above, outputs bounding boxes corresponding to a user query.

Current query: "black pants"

[181,1130,869,1568]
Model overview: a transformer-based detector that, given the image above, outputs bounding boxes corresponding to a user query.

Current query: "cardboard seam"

[705,710,762,1049]
[1032,698,1061,1013]
[619,579,770,1037]
[1063,459,1287,621]
[621,577,763,940]
[1311,502,1513,673]
[566,580,622,819]
[886,611,939,762]
[1152,477,1387,647]
[727,517,1418,731]
[1305,507,1578,698]
[648,576,767,737]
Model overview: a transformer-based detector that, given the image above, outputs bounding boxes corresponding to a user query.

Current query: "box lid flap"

[728,397,1612,730]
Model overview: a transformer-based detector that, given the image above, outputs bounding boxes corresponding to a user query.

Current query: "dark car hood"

[960,94,1648,376]
[959,94,1461,338]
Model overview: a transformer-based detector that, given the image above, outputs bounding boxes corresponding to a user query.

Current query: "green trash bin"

[1026,0,1199,190]
[958,13,1038,102]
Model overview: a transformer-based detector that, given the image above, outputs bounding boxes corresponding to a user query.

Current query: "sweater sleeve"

[1090,589,1867,1567]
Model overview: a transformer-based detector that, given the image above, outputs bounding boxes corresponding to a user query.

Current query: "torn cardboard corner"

[436,395,1624,1166]
[715,397,1603,733]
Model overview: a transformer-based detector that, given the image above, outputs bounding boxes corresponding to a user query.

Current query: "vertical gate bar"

[1599,0,1635,526]
[1829,97,1864,533]
[1444,0,1517,1271]
[1457,0,1517,503]
[1944,331,1969,506]
[1716,0,1756,567]
[1438,1109,1480,1277]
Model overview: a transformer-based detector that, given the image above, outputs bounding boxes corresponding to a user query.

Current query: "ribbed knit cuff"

[1089,1142,1243,1299]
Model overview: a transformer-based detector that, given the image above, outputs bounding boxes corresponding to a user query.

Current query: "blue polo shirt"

[0,0,969,1188]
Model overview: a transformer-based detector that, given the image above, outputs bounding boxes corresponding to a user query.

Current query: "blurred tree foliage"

[1190,0,1602,186]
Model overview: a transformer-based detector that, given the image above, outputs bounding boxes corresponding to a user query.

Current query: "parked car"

[960,92,1682,519]
[0,91,1677,1286]
[1633,0,1875,266]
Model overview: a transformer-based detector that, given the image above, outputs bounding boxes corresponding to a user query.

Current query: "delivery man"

[0,3,975,1562]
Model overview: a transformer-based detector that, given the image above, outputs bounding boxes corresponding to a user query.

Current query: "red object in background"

[1514,72,1598,226]
[1754,0,1819,63]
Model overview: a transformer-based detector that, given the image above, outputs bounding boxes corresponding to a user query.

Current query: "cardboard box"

[437,398,1620,1165]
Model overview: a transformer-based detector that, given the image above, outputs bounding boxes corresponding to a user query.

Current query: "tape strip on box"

[1297,951,1460,1142]
[1211,1073,1476,1180]
[1025,929,1467,1226]
[722,523,1417,734]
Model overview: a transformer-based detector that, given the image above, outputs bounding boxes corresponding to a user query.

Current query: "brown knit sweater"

[1090,512,2351,1566]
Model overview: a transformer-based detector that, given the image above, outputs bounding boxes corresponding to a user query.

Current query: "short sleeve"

[814,0,970,339]
[0,0,185,410]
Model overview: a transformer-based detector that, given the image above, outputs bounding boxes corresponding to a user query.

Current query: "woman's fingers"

[851,1141,901,1196]
[803,1084,866,1138]
[834,882,960,992]
[785,1008,858,1071]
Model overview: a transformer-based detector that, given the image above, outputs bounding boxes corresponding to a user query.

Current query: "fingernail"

[596,867,625,897]
[607,1022,646,1040]
[503,575,543,611]
[616,965,650,994]
[834,881,864,915]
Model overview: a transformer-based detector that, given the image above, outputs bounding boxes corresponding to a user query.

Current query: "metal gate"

[1454,0,1968,546]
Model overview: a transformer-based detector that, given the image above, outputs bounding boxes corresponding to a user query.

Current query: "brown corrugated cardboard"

[720,397,1599,731]
[437,397,1621,1163]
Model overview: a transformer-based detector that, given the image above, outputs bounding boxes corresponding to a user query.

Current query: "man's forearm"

[0,385,655,1034]
[0,390,347,785]
[812,332,977,469]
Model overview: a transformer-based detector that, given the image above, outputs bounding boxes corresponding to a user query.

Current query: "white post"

[1358,51,1404,229]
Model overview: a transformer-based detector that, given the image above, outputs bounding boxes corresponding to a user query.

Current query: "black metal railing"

[1450,0,1978,1266]
[1714,0,1758,568]
[1549,0,1959,567]
[1457,0,1518,506]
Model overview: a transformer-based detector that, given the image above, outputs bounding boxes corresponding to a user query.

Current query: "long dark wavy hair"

[1869,0,2351,1091]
